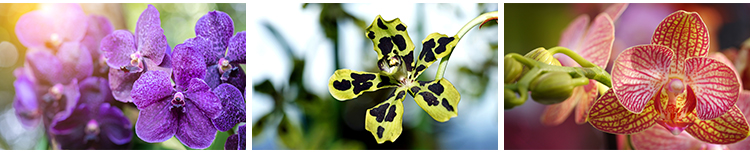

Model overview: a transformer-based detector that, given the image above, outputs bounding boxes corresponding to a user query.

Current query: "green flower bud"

[504,56,523,83]
[525,47,561,66]
[529,71,578,105]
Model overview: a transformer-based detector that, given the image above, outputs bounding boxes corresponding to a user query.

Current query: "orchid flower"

[588,10,749,144]
[541,3,627,126]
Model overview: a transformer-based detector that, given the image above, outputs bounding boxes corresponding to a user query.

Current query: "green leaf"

[365,15,416,76]
[365,88,407,144]
[252,113,271,137]
[277,115,303,149]
[412,33,459,78]
[328,69,398,101]
[409,78,460,122]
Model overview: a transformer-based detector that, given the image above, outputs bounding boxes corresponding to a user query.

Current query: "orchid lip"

[84,119,100,142]
[656,120,693,136]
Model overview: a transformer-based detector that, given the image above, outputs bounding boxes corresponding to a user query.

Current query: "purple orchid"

[211,83,246,132]
[49,102,132,150]
[224,124,245,150]
[131,43,222,149]
[15,3,87,51]
[82,15,115,77]
[101,4,172,103]
[186,10,246,94]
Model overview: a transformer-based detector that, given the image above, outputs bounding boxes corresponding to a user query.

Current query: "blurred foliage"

[504,3,574,55]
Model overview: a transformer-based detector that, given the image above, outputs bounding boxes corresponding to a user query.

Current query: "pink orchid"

[588,10,749,144]
[629,53,748,150]
[541,3,627,126]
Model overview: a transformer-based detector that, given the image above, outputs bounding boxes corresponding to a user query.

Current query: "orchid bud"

[529,71,576,105]
[525,47,561,66]
[504,56,523,83]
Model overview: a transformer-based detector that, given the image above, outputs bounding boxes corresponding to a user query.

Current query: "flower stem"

[435,11,498,80]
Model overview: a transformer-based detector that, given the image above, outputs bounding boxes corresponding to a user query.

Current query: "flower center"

[668,78,684,94]
[42,84,64,103]
[130,52,141,66]
[46,33,62,49]
[655,78,696,135]
[172,92,185,108]
[218,58,232,74]
[84,119,100,142]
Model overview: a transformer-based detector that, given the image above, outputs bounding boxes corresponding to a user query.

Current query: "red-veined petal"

[685,57,740,120]
[708,52,742,89]
[602,3,629,22]
[651,10,709,75]
[631,125,706,150]
[578,13,615,68]
[558,15,589,51]
[574,81,599,124]
[540,86,582,126]
[588,89,658,134]
[685,105,749,144]
[726,91,750,149]
[612,44,672,113]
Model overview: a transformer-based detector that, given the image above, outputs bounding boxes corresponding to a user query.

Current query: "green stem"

[547,46,597,67]
[435,11,498,80]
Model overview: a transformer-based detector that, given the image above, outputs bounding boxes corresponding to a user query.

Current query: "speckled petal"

[588,89,658,134]
[185,78,222,119]
[237,124,246,150]
[108,68,141,103]
[101,30,137,68]
[98,103,132,145]
[131,70,173,110]
[227,31,246,64]
[211,84,245,131]
[175,102,217,149]
[685,57,741,120]
[225,134,239,150]
[727,91,750,149]
[195,11,234,65]
[13,73,41,128]
[135,98,176,143]
[135,4,166,66]
[172,43,206,90]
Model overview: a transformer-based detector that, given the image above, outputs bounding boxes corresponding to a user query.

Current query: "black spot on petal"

[351,73,376,95]
[333,79,351,91]
[420,39,435,61]
[410,86,421,94]
[377,75,392,88]
[419,92,439,106]
[423,49,435,63]
[378,18,388,30]
[418,80,430,86]
[369,103,390,123]
[428,81,444,96]
[378,37,393,56]
[377,126,385,138]
[396,91,405,100]
[368,31,376,39]
[442,98,454,111]
[435,37,455,54]
[403,51,414,71]
[415,65,426,76]
[396,24,406,31]
[385,104,397,122]
[393,34,407,51]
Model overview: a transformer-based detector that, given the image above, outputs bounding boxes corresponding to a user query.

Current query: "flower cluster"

[101,4,246,149]
[12,4,246,150]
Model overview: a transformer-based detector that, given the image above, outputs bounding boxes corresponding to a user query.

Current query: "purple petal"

[204,65,222,89]
[237,124,245,150]
[132,70,173,109]
[13,73,41,128]
[57,42,93,81]
[26,48,63,84]
[135,4,166,66]
[224,134,239,150]
[101,30,137,68]
[135,98,177,143]
[172,43,206,90]
[184,36,214,66]
[14,11,55,48]
[205,65,246,94]
[82,15,115,61]
[175,103,217,149]
[185,78,222,119]
[54,79,81,122]
[143,43,172,76]
[49,3,88,44]
[228,68,246,94]
[108,68,141,103]
[195,11,234,65]
[79,77,114,109]
[98,103,132,145]
[211,84,245,131]
[50,104,89,135]
[227,31,246,64]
